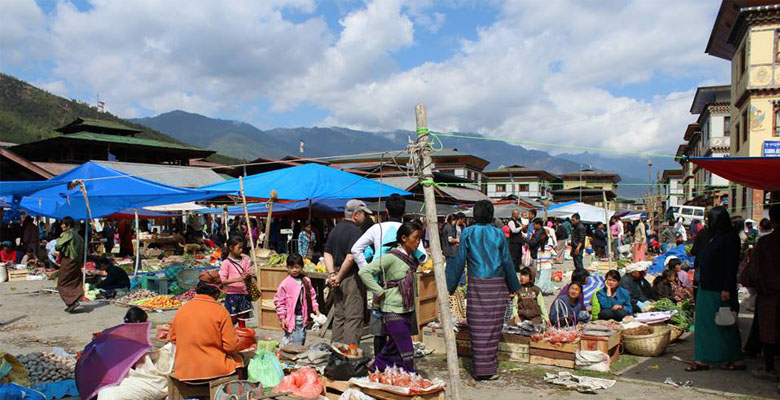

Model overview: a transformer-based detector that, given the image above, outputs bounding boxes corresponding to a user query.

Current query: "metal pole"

[414,104,461,400]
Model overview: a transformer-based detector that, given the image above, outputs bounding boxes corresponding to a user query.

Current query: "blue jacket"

[595,287,633,316]
[445,224,520,293]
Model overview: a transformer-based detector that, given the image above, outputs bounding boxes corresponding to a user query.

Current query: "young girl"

[358,221,423,373]
[514,267,548,325]
[219,236,254,327]
[653,269,679,302]
[274,253,320,345]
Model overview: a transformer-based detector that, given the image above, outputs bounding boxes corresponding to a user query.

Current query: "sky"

[1,0,730,157]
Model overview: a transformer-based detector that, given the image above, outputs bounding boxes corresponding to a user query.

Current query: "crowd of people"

[4,196,778,393]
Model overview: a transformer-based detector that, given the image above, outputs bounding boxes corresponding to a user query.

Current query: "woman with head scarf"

[446,200,520,381]
[55,217,84,313]
[686,206,744,372]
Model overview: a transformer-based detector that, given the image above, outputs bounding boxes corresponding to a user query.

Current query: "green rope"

[419,178,448,188]
[416,127,444,151]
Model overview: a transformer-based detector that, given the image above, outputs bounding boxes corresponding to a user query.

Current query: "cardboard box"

[422,327,446,354]
[530,355,576,369]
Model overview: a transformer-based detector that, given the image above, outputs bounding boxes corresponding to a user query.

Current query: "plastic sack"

[575,351,610,373]
[213,380,263,400]
[323,352,369,381]
[235,328,257,352]
[715,306,736,326]
[256,340,279,353]
[339,388,375,400]
[273,367,323,399]
[0,354,28,387]
[0,383,46,400]
[32,379,78,400]
[247,350,283,388]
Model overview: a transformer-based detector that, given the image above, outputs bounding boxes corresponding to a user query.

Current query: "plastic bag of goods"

[247,350,283,388]
[235,328,257,352]
[272,367,323,399]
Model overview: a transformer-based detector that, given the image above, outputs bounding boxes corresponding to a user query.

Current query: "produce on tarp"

[349,366,445,395]
[272,367,323,399]
[135,296,182,309]
[17,352,75,385]
[530,327,580,343]
[173,289,196,302]
[115,290,156,304]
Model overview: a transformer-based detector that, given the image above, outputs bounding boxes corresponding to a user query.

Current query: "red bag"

[235,327,257,352]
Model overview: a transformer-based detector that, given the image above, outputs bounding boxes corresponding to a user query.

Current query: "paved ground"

[1,256,778,399]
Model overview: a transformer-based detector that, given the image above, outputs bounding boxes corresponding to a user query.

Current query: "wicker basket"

[668,324,685,342]
[623,325,671,357]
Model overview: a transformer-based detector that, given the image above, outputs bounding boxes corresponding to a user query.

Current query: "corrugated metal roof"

[438,186,490,202]
[32,161,226,188]
[64,132,207,152]
[371,176,418,191]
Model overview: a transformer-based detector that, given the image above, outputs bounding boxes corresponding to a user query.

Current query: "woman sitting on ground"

[95,257,130,291]
[549,282,590,327]
[653,269,680,302]
[169,271,242,381]
[592,270,633,321]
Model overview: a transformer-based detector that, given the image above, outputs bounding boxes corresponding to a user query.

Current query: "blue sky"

[2,0,729,155]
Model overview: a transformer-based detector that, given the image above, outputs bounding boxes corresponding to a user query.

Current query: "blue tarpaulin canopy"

[201,163,411,201]
[15,162,234,219]
[0,180,66,197]
[198,198,346,217]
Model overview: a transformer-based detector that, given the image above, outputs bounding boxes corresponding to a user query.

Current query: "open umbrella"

[75,322,152,400]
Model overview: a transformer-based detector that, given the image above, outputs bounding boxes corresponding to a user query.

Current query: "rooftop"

[706,1,780,60]
[11,131,212,156]
[559,169,621,182]
[32,161,225,188]
[483,164,560,181]
[684,123,701,141]
[690,85,731,114]
[55,117,142,135]
[662,169,684,181]
[326,148,490,169]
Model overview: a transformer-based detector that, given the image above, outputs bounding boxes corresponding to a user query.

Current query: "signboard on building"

[763,141,780,157]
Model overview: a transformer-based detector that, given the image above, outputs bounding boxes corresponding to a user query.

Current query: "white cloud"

[2,0,729,156]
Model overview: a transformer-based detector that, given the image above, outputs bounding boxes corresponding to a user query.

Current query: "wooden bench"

[167,373,237,400]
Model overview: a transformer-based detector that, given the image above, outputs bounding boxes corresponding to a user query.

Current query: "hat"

[345,199,373,215]
[198,270,223,288]
[664,255,678,267]
[745,219,755,225]
[626,262,648,273]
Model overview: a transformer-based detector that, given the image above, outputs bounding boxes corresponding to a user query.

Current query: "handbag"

[521,246,533,267]
[715,303,736,326]
[229,258,261,302]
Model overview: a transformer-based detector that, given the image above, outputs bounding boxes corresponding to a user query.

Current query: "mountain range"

[132,110,677,198]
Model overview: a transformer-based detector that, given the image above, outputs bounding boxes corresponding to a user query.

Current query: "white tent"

[547,202,614,224]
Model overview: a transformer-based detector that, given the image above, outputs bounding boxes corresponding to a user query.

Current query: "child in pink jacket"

[274,253,321,345]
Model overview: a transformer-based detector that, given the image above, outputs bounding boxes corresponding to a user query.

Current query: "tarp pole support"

[134,209,140,276]
[604,189,612,269]
[262,191,277,250]
[76,181,93,293]
[414,104,461,400]
[239,177,262,302]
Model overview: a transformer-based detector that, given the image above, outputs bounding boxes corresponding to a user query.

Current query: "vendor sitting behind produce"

[95,257,130,291]
[619,262,657,313]
[358,221,424,373]
[0,241,16,263]
[549,282,590,327]
[169,270,242,381]
[513,267,548,325]
[591,270,633,321]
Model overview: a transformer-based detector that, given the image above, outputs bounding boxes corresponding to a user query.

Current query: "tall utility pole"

[414,104,461,400]
[647,160,653,227]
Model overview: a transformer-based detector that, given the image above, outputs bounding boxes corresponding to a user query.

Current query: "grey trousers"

[331,272,366,345]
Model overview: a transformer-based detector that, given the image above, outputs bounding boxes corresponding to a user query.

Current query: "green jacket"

[358,252,415,314]
[55,228,84,262]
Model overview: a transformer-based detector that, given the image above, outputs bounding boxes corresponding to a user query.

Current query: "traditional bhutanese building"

[10,117,214,166]
[706,0,780,219]
[552,169,621,206]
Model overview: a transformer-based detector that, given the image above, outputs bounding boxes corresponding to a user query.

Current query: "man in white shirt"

[351,194,427,356]
[507,209,524,270]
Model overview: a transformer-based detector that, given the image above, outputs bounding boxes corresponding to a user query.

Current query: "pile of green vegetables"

[653,298,693,330]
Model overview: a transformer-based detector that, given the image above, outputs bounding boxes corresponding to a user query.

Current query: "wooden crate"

[580,333,620,354]
[412,273,439,341]
[8,269,28,282]
[455,336,530,363]
[361,387,446,400]
[530,338,580,353]
[259,265,288,302]
[529,348,576,361]
[529,355,576,369]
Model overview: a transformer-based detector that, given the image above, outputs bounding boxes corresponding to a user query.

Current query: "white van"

[665,206,706,226]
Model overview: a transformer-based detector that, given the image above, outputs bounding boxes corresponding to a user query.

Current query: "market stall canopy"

[144,201,207,212]
[16,162,234,219]
[364,199,465,217]
[0,180,65,197]
[688,156,780,191]
[200,163,410,201]
[546,201,614,224]
[198,198,345,217]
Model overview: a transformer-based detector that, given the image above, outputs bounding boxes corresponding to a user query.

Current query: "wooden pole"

[134,210,141,276]
[414,104,461,400]
[262,191,277,250]
[76,181,93,292]
[222,207,229,241]
[239,177,262,298]
[603,189,612,269]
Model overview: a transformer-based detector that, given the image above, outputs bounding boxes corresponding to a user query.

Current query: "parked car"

[665,205,706,226]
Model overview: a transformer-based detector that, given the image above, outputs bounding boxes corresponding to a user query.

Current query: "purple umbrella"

[75,322,152,400]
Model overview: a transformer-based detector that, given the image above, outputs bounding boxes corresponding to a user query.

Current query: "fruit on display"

[268,254,287,266]
[530,327,580,343]
[174,289,196,302]
[368,366,436,391]
[116,290,156,304]
[17,352,75,384]
[418,257,433,272]
[135,295,182,309]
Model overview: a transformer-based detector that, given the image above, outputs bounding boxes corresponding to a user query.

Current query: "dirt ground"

[1,259,778,399]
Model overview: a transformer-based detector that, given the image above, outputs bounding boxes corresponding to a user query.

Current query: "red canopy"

[689,157,780,191]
